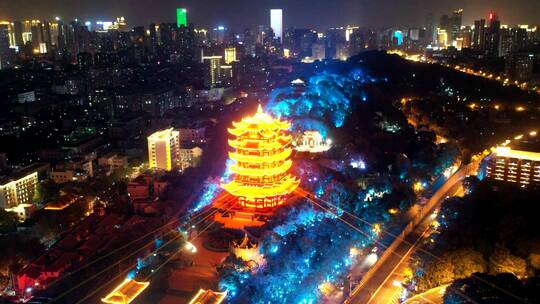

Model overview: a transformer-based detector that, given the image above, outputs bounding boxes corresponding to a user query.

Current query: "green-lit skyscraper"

[177,8,187,27]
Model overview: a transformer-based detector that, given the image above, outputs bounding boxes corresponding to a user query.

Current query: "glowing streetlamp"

[184,241,197,253]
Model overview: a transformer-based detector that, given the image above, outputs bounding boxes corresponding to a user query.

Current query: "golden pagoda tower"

[222,105,300,209]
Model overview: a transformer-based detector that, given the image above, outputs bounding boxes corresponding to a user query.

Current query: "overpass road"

[346,161,479,304]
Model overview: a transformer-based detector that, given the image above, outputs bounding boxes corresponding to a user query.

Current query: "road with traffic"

[345,160,480,304]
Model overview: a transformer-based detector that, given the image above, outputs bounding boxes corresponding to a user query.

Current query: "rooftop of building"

[0,163,47,185]
[188,289,227,304]
[44,194,82,211]
[512,135,540,153]
[147,128,177,141]
[101,279,150,304]
[99,151,119,159]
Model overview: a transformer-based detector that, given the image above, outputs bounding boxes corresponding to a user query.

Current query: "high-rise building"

[0,23,10,69]
[499,27,512,57]
[473,19,486,51]
[450,9,463,43]
[460,26,473,49]
[510,27,528,53]
[12,21,24,47]
[243,28,256,57]
[505,53,534,81]
[77,52,93,70]
[224,47,237,64]
[345,26,359,42]
[335,42,349,60]
[30,24,42,50]
[270,9,283,43]
[202,56,222,88]
[311,42,326,60]
[439,14,450,41]
[147,128,180,171]
[212,26,226,43]
[177,8,187,28]
[485,12,501,57]
[437,29,448,47]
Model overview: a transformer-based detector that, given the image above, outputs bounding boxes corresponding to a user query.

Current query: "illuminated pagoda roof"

[229,105,290,136]
[188,289,227,304]
[222,105,300,209]
[101,279,149,304]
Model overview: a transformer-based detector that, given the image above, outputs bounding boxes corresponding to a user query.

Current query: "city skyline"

[1,0,540,30]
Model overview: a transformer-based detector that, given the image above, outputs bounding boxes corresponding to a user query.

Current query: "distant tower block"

[222,105,300,209]
[270,9,283,43]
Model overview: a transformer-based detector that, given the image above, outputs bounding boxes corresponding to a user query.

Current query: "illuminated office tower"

[270,9,283,43]
[12,21,23,47]
[30,24,42,50]
[473,19,486,51]
[437,29,448,47]
[224,47,237,64]
[312,42,326,60]
[147,128,180,171]
[450,9,463,43]
[0,23,9,69]
[177,8,187,28]
[486,12,501,57]
[202,56,222,88]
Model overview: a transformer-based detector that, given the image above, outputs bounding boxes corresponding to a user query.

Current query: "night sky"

[1,0,539,30]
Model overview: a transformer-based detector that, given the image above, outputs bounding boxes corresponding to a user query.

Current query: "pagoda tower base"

[212,191,304,229]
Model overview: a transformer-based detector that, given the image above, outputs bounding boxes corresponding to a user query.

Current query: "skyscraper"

[177,8,187,28]
[450,9,463,44]
[12,21,23,47]
[148,128,180,171]
[270,9,283,43]
[202,56,222,88]
[0,23,10,69]
[224,47,237,64]
[473,19,486,51]
[485,12,501,57]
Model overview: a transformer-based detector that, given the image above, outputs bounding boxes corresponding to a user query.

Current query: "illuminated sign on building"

[270,9,283,42]
[177,8,187,27]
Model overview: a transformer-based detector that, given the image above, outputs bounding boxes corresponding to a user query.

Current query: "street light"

[184,241,197,253]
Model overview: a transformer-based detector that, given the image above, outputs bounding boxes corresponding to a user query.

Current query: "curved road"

[346,161,480,304]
